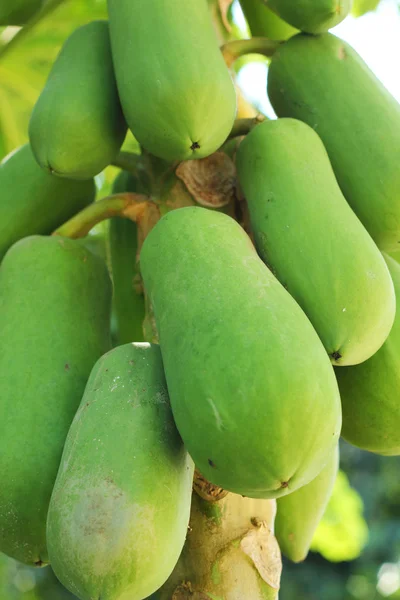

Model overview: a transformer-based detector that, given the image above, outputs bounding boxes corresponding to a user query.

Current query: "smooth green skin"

[239,0,297,41]
[0,553,77,600]
[268,33,400,251]
[107,0,237,162]
[47,343,194,600]
[0,0,42,25]
[0,236,112,566]
[29,21,127,180]
[264,0,351,33]
[0,144,95,261]
[335,255,400,455]
[110,171,145,345]
[141,207,341,499]
[236,118,395,366]
[275,445,339,562]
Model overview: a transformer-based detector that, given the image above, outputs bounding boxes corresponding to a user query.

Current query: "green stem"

[229,115,267,139]
[111,151,141,175]
[53,193,160,241]
[221,37,280,67]
[0,0,67,61]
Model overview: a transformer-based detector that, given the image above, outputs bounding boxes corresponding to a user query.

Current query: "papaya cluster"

[0,0,399,598]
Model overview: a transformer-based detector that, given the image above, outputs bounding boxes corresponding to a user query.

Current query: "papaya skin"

[47,343,194,600]
[107,0,237,162]
[29,21,127,180]
[336,255,400,456]
[263,0,351,33]
[268,33,400,251]
[0,145,95,261]
[236,118,395,366]
[0,0,42,25]
[275,445,339,563]
[0,236,112,566]
[239,0,297,41]
[110,171,146,345]
[140,207,341,499]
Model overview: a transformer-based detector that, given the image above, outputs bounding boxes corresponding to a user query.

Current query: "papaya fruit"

[29,21,127,180]
[0,0,42,25]
[107,0,237,162]
[0,236,112,566]
[0,552,77,599]
[275,445,339,562]
[236,118,395,366]
[110,171,146,345]
[0,144,95,261]
[336,254,400,455]
[262,0,351,33]
[151,491,280,599]
[140,207,341,499]
[268,33,400,251]
[47,343,194,600]
[239,0,297,40]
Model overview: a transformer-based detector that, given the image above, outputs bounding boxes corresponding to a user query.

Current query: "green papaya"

[110,171,146,345]
[140,207,341,499]
[0,144,95,261]
[236,118,395,366]
[0,553,77,599]
[239,0,297,40]
[262,0,351,33]
[352,0,380,16]
[0,0,42,25]
[268,33,400,251]
[47,343,194,600]
[275,445,339,562]
[336,255,400,455]
[151,491,280,599]
[107,0,237,162]
[29,21,127,180]
[0,236,112,566]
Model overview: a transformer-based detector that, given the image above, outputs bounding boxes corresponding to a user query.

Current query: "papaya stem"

[221,37,281,68]
[0,0,67,61]
[228,115,267,139]
[53,193,160,241]
[111,151,141,176]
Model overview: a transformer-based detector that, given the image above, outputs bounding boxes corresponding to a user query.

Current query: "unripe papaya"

[29,21,127,180]
[268,33,400,251]
[47,343,194,600]
[140,207,341,499]
[0,0,42,25]
[336,255,400,455]
[0,236,112,566]
[262,0,351,33]
[107,0,237,162]
[239,0,297,40]
[275,445,339,562]
[236,118,395,366]
[151,492,280,599]
[110,171,145,345]
[0,145,95,261]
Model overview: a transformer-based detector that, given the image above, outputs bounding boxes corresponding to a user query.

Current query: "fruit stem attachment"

[53,193,160,244]
[112,151,141,176]
[221,37,281,68]
[228,115,267,139]
[0,0,67,61]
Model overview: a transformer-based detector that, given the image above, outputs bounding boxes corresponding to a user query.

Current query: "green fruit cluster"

[0,1,399,599]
